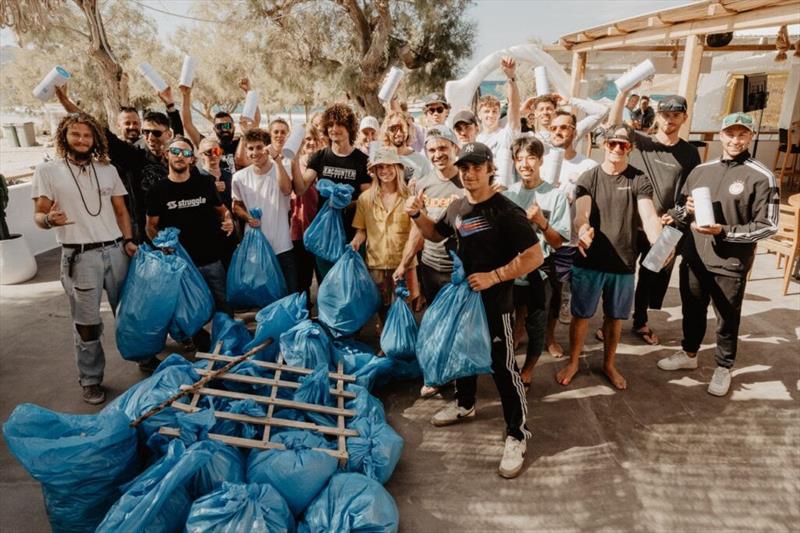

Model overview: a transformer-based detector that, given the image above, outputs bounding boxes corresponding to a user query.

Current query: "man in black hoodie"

[659,112,779,396]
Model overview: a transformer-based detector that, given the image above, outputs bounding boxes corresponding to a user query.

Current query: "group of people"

[32,57,779,479]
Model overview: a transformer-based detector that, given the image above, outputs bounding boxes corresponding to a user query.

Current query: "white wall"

[6,182,58,255]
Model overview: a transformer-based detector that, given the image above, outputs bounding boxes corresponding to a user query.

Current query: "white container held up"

[32,66,71,101]
[138,62,168,92]
[534,66,550,96]
[614,59,656,93]
[540,146,565,185]
[283,124,306,159]
[179,55,197,87]
[692,187,716,227]
[642,225,682,272]
[241,90,259,121]
[378,67,404,103]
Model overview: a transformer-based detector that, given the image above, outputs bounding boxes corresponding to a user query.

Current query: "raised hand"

[404,190,425,217]
[158,86,174,106]
[500,56,517,80]
[48,200,71,226]
[238,78,251,93]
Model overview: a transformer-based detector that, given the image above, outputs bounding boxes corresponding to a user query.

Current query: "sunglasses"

[202,147,223,157]
[550,124,575,132]
[169,146,194,157]
[387,124,406,132]
[607,140,631,150]
[214,122,233,131]
[426,106,446,114]
[142,129,165,138]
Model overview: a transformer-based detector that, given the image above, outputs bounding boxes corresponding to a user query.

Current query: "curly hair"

[532,94,559,110]
[478,95,501,111]
[322,103,357,144]
[54,113,109,164]
[243,128,271,146]
[380,110,414,147]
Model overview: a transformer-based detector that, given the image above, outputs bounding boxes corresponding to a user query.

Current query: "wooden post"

[570,51,587,98]
[678,34,705,138]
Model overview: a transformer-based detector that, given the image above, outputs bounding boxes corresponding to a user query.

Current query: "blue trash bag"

[151,227,215,342]
[116,247,187,361]
[346,415,404,485]
[303,179,354,263]
[96,439,211,533]
[227,207,288,309]
[245,292,309,362]
[299,473,399,533]
[293,364,336,427]
[345,384,386,422]
[210,312,253,355]
[317,246,381,338]
[185,482,295,533]
[280,320,332,370]
[220,360,273,395]
[354,356,421,391]
[415,254,492,386]
[379,281,418,360]
[2,405,140,533]
[247,430,338,517]
[332,339,375,375]
[208,398,266,440]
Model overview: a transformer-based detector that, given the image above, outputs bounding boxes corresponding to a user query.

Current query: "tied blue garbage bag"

[247,431,338,517]
[151,227,214,342]
[2,405,140,533]
[227,207,288,309]
[210,312,252,355]
[116,246,187,360]
[346,415,403,485]
[303,179,354,263]
[346,384,386,421]
[332,339,375,375]
[317,246,381,338]
[379,282,417,360]
[186,482,295,533]
[300,473,399,533]
[280,320,332,370]
[221,360,273,395]
[245,292,309,362]
[293,364,336,427]
[416,254,492,386]
[209,399,266,440]
[354,355,421,391]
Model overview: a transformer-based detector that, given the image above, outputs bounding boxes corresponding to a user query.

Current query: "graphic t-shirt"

[307,147,371,236]
[146,172,224,266]
[415,169,464,272]
[574,164,654,274]
[630,132,700,214]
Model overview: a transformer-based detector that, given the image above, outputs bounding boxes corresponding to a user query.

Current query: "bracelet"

[43,213,52,229]
[494,269,503,283]
[410,210,421,220]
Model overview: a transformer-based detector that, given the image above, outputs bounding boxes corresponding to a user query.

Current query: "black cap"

[452,109,477,126]
[424,93,449,108]
[657,95,688,113]
[603,123,635,143]
[455,142,493,166]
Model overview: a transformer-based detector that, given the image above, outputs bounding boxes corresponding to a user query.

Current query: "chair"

[759,201,800,295]
[772,122,800,185]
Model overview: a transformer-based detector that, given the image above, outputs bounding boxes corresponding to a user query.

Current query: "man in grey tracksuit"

[658,112,779,396]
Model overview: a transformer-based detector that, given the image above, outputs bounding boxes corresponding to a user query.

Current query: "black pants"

[456,287,530,441]
[680,260,747,369]
[418,262,452,303]
[633,231,673,328]
[515,271,554,367]
[293,240,317,309]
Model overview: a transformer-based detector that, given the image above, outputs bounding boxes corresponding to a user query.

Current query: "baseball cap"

[454,142,493,167]
[603,123,635,144]
[359,116,380,132]
[423,93,450,108]
[657,95,688,113]
[368,147,404,169]
[720,112,755,132]
[425,125,459,147]
[452,109,477,126]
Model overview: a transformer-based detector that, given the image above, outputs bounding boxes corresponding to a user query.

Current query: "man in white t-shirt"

[380,110,432,182]
[31,113,137,405]
[476,56,520,189]
[231,127,296,292]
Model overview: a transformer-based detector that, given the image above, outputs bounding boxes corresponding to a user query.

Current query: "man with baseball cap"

[356,115,381,155]
[452,110,479,145]
[557,124,665,390]
[658,112,778,396]
[405,141,543,479]
[422,93,451,128]
[610,90,701,346]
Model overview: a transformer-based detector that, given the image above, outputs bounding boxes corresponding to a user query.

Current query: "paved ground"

[1,248,798,532]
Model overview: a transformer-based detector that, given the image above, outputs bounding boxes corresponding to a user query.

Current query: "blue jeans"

[277,250,298,294]
[198,260,232,316]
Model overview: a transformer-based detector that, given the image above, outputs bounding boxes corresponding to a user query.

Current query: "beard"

[66,143,93,163]
[217,131,234,144]
[169,160,190,173]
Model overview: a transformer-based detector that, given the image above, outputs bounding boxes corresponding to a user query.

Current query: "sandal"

[595,328,604,342]
[633,326,660,345]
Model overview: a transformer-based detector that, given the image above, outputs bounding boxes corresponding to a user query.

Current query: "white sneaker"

[657,350,698,371]
[707,366,732,396]
[430,401,475,427]
[498,436,526,479]
[558,286,571,325]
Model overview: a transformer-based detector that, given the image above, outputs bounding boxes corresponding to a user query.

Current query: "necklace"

[65,158,102,217]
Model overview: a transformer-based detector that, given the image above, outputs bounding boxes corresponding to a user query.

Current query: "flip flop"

[633,327,660,345]
[595,328,604,342]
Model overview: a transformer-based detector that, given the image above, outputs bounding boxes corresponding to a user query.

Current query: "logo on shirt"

[321,166,357,181]
[166,196,207,210]
[728,179,745,196]
[456,215,492,237]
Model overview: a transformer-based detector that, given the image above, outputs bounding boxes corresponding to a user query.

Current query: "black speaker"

[706,33,734,47]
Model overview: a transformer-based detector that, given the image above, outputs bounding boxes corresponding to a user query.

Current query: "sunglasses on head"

[142,129,165,138]
[426,106,446,114]
[214,122,233,131]
[169,146,193,157]
[202,147,223,157]
[607,140,630,150]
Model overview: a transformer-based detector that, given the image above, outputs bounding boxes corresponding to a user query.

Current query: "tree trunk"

[73,0,128,128]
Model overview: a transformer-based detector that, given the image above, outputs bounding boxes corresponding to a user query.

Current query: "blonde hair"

[369,162,408,197]
[380,110,415,147]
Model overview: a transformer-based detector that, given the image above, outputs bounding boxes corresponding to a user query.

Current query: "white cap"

[359,116,380,132]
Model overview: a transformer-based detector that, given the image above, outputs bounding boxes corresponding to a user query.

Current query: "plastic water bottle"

[642,226,683,272]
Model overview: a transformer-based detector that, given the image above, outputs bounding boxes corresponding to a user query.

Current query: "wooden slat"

[335,360,348,468]
[195,368,357,399]
[262,352,284,444]
[190,342,220,408]
[195,352,356,383]
[179,385,357,417]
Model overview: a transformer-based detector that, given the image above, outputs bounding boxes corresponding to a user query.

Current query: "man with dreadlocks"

[31,113,137,405]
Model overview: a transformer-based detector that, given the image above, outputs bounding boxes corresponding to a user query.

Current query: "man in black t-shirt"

[557,125,664,391]
[146,137,234,316]
[406,142,543,479]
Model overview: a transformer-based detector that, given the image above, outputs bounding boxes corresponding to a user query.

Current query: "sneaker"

[498,436,526,479]
[82,385,106,405]
[137,356,161,374]
[657,350,698,371]
[431,401,475,427]
[558,286,571,325]
[707,366,732,396]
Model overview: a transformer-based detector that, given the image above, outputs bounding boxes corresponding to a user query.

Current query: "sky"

[1,0,688,65]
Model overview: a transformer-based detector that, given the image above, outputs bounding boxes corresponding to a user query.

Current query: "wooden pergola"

[554,0,800,136]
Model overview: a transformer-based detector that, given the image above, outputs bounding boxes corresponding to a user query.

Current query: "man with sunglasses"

[422,93,450,128]
[381,111,431,182]
[556,124,664,390]
[610,91,701,346]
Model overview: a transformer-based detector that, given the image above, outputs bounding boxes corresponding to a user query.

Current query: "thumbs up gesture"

[405,190,425,218]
